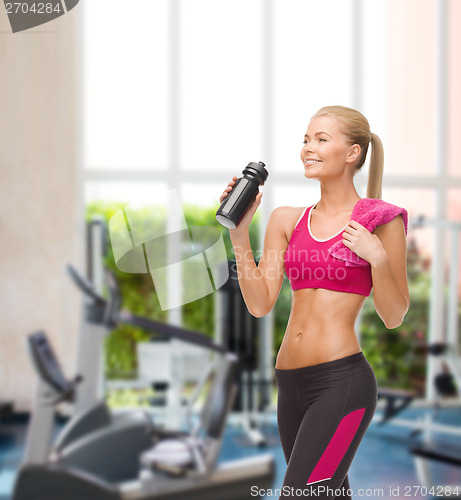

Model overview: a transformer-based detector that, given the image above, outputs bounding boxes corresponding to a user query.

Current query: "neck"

[315,180,361,214]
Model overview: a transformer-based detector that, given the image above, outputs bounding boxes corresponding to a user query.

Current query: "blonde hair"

[311,105,384,199]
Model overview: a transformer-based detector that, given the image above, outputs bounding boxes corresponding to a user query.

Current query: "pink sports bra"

[284,204,373,296]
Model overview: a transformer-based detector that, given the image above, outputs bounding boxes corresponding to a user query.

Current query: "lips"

[304,158,322,166]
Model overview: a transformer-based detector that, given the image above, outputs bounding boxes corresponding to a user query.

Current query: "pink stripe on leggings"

[306,407,365,485]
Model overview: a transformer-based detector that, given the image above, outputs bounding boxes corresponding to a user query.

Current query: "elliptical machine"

[13,330,274,499]
[12,270,275,499]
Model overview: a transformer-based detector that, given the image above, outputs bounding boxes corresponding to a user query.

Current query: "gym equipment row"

[12,266,275,499]
[375,214,461,493]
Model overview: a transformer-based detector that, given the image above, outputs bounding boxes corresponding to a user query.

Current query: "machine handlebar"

[66,264,106,306]
[27,331,81,402]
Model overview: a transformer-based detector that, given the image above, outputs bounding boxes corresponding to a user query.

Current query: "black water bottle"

[216,161,269,229]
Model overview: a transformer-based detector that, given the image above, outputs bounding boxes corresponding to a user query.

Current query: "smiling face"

[300,115,360,180]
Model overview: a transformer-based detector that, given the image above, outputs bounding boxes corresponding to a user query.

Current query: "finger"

[220,191,230,202]
[342,231,353,241]
[221,184,234,199]
[347,220,363,229]
[220,177,237,202]
[249,193,262,210]
[246,193,263,217]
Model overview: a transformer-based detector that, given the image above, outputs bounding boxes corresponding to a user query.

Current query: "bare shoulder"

[269,206,306,242]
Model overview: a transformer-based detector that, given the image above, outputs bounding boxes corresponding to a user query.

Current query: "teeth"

[305,159,320,163]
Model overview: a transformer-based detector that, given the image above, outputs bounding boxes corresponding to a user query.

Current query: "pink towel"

[328,198,408,267]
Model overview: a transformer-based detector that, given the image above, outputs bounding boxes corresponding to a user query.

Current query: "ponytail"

[367,133,384,199]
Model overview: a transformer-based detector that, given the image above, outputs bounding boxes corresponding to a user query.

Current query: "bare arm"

[370,215,410,329]
[219,177,290,317]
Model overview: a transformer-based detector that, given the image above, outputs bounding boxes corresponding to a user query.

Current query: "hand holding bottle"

[219,176,263,231]
[216,162,268,230]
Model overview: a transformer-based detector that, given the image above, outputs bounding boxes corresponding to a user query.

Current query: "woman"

[219,105,410,499]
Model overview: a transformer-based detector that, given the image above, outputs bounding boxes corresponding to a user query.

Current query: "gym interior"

[1,1,461,499]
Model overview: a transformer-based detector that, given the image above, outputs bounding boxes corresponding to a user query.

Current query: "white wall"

[0,8,83,410]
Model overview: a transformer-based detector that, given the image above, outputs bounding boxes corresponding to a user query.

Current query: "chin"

[304,168,318,178]
[304,170,321,182]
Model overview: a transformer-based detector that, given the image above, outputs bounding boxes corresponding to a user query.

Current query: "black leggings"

[275,351,377,499]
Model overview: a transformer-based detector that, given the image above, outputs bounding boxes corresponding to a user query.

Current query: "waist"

[275,330,361,370]
[275,351,371,385]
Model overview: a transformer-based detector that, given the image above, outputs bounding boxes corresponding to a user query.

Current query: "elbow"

[249,308,270,318]
[383,307,409,330]
[248,303,273,318]
[384,318,403,330]
[382,296,410,330]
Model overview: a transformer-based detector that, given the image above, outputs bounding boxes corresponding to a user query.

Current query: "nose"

[302,141,314,154]
[300,142,313,163]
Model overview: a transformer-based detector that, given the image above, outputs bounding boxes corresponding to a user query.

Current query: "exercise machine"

[13,263,275,492]
[135,338,210,421]
[376,388,415,426]
[74,216,107,417]
[13,294,274,500]
[0,401,13,421]
[13,328,274,499]
[373,214,461,492]
[374,214,461,432]
[77,217,203,429]
[50,264,152,455]
[409,214,461,492]
[216,259,274,447]
[64,214,198,446]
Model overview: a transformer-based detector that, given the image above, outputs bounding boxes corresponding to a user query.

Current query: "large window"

[83,0,461,394]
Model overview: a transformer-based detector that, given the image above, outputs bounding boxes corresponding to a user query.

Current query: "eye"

[319,138,327,142]
[303,139,309,145]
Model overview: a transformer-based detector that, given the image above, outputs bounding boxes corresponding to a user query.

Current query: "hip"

[275,351,378,409]
[275,351,375,385]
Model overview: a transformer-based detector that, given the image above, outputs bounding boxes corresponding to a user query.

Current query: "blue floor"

[2,407,461,499]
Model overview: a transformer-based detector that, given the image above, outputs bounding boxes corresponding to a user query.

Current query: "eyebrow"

[304,132,332,138]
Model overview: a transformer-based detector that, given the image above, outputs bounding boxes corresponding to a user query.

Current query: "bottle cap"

[243,161,269,185]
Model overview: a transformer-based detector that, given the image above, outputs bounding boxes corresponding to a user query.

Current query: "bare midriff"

[275,287,367,369]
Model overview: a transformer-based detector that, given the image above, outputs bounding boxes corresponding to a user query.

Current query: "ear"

[346,144,361,164]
